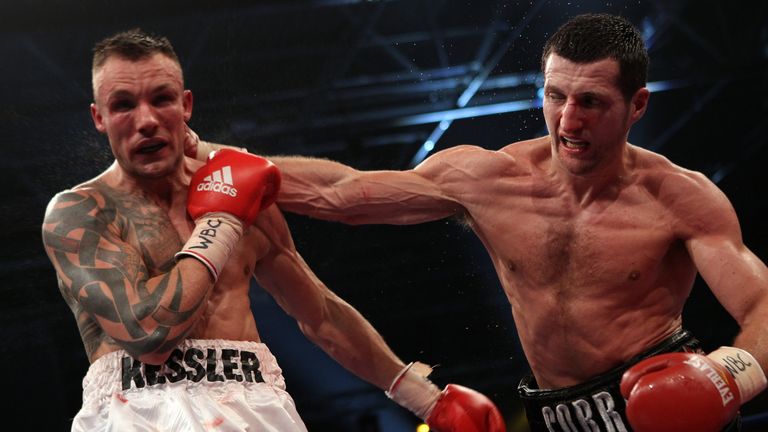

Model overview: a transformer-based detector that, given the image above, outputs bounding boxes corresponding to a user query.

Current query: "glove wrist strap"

[175,213,243,281]
[386,362,441,420]
[708,346,768,403]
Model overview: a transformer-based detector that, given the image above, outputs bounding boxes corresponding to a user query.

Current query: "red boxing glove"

[177,149,281,280]
[187,149,281,225]
[386,362,506,432]
[426,384,507,432]
[620,347,767,432]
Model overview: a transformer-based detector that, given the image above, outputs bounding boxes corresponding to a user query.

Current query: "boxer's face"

[90,53,192,179]
[542,54,648,176]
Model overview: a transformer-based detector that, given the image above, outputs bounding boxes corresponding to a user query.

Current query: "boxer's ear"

[183,90,193,122]
[90,103,106,133]
[628,87,649,125]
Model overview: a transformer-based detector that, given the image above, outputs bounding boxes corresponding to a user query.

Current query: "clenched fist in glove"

[620,346,767,432]
[386,362,506,432]
[176,149,281,280]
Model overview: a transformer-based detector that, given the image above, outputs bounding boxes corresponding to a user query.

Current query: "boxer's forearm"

[270,156,355,218]
[298,293,404,390]
[272,156,460,225]
[730,258,768,375]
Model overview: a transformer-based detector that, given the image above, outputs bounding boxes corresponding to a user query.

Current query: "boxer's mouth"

[136,140,167,154]
[561,137,589,150]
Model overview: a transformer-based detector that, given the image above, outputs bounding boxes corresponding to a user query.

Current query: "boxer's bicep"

[43,191,138,312]
[674,172,767,326]
[42,190,193,356]
[689,232,768,329]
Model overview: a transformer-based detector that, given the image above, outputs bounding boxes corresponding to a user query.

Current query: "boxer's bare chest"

[105,190,187,275]
[469,175,679,297]
[525,200,671,290]
[103,186,267,282]
[466,174,698,383]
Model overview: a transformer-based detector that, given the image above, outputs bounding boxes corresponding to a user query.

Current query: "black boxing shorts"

[518,329,742,432]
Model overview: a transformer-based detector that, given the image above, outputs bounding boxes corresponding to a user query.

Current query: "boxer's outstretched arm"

[251,205,403,388]
[252,206,507,431]
[42,189,214,365]
[271,147,478,225]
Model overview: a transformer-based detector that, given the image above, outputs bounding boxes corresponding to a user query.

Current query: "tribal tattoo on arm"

[42,188,206,361]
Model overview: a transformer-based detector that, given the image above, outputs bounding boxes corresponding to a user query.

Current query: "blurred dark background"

[1,0,767,431]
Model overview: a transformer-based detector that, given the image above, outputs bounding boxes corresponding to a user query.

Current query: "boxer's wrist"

[707,346,767,403]
[175,213,243,281]
[386,362,441,419]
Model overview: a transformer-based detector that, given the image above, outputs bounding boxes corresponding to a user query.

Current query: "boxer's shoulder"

[45,182,111,228]
[421,141,531,180]
[631,145,701,179]
[631,149,736,237]
[47,179,178,246]
[501,136,554,172]
[634,154,716,203]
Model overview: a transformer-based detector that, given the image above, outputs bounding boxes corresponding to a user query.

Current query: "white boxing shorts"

[72,339,308,432]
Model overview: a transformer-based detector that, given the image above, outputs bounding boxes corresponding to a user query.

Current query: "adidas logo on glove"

[196,166,238,197]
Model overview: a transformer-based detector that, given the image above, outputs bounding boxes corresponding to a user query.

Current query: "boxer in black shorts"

[257,13,768,431]
[519,330,741,432]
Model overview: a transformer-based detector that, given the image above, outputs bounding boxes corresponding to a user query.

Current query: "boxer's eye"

[111,100,134,112]
[546,91,565,102]
[154,94,174,106]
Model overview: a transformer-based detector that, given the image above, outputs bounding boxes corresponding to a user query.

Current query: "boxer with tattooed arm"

[41,28,505,432]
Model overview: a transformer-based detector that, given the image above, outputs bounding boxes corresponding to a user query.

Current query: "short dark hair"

[541,13,648,99]
[92,28,181,75]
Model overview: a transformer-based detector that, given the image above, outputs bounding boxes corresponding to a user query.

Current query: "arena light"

[416,423,430,432]
[408,99,540,167]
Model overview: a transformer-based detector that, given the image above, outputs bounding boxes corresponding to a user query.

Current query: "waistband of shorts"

[518,328,700,401]
[82,339,285,404]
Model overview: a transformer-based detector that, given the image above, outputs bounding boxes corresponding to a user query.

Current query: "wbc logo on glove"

[196,166,238,197]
